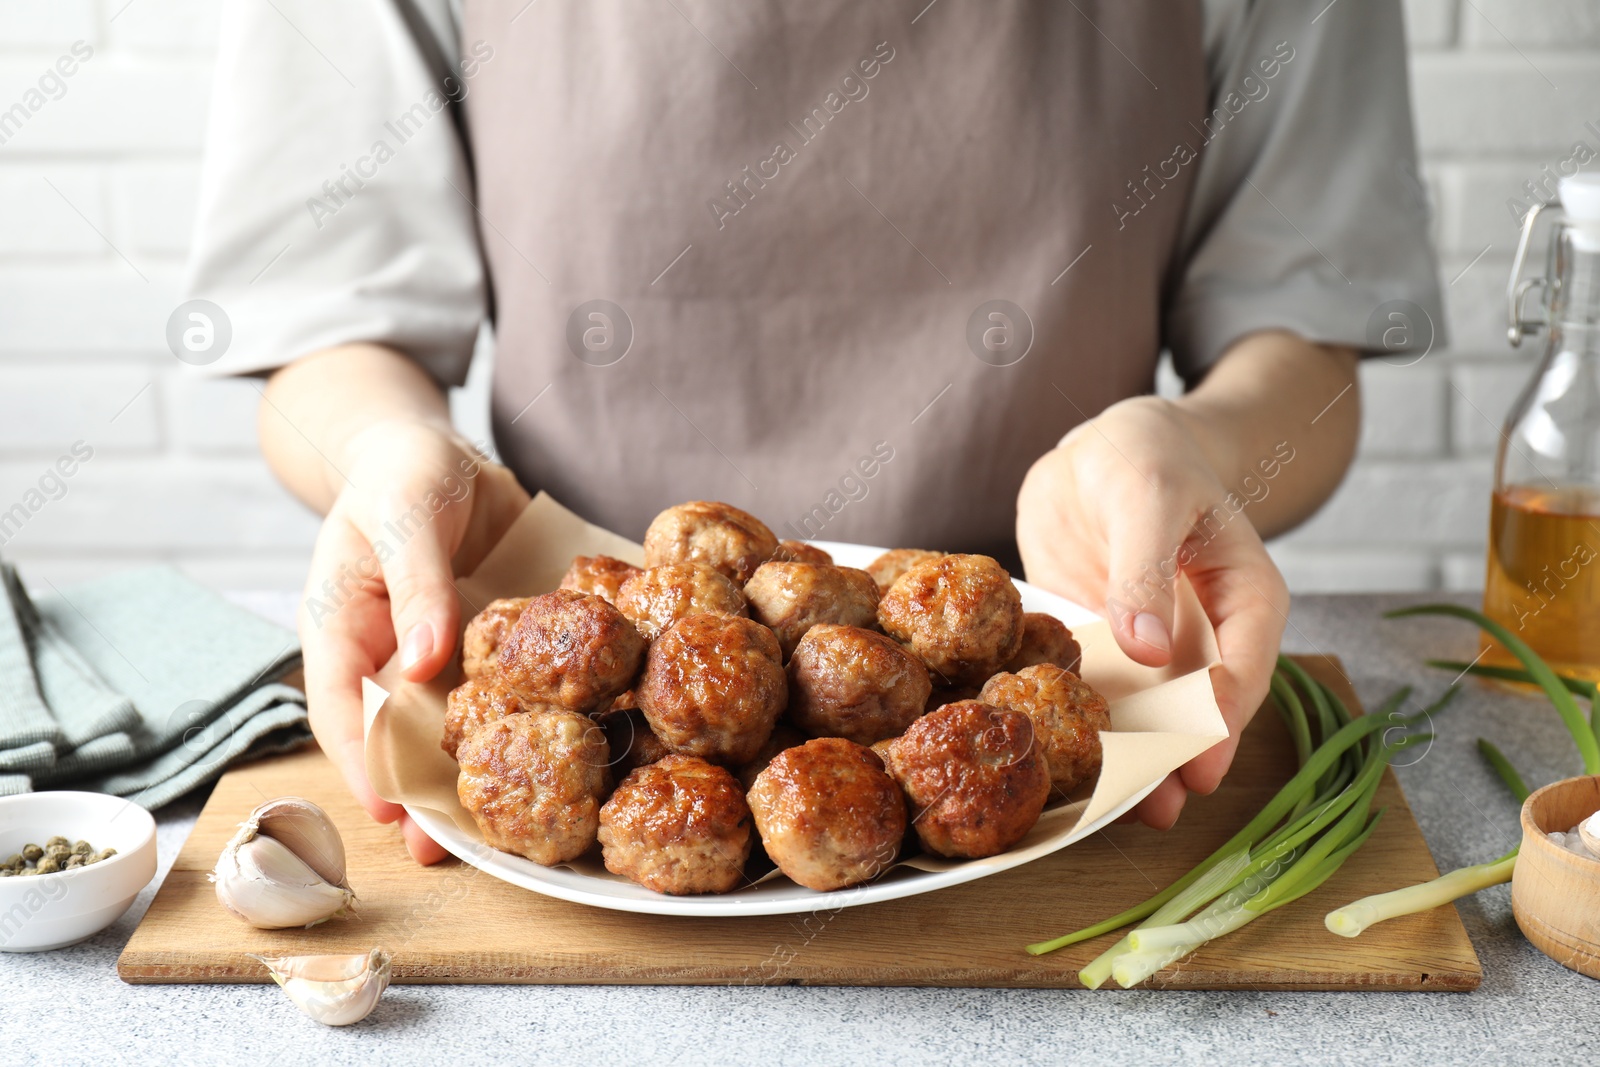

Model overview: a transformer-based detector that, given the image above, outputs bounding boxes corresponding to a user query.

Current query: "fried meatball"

[980,665,1109,793]
[1003,613,1083,674]
[642,501,778,585]
[926,684,982,713]
[615,562,748,640]
[772,539,834,565]
[559,554,641,604]
[456,712,610,866]
[877,554,1024,687]
[461,597,530,680]
[787,624,931,745]
[601,708,674,780]
[878,700,1050,859]
[441,677,559,759]
[866,548,944,594]
[735,722,808,791]
[636,613,787,765]
[748,737,906,891]
[598,754,753,895]
[743,562,880,659]
[497,590,646,713]
[604,687,640,715]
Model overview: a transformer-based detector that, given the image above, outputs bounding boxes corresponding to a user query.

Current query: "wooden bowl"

[1513,775,1600,979]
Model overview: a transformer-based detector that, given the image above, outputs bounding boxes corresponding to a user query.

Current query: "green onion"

[1076,847,1252,990]
[1390,604,1600,774]
[1249,764,1387,913]
[1324,851,1517,938]
[1278,811,1388,909]
[1476,738,1532,803]
[1269,674,1315,771]
[1277,657,1342,748]
[1115,811,1387,988]
[1114,857,1292,985]
[1028,663,1434,986]
[1428,658,1600,744]
[1425,659,1597,699]
[1394,683,1462,728]
[1025,696,1400,957]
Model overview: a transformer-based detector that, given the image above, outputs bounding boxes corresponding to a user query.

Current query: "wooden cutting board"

[118,656,1480,989]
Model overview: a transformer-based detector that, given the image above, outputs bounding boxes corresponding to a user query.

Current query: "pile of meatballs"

[444,501,1110,896]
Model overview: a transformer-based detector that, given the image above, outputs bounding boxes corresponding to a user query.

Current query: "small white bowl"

[0,791,157,952]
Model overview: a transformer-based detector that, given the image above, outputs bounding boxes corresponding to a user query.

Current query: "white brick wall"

[0,1,1594,594]
[1272,0,1600,593]
[0,3,314,590]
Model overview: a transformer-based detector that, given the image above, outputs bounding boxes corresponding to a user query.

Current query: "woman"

[187,0,1441,861]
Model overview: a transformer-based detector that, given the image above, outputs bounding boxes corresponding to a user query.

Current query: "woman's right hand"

[296,420,529,864]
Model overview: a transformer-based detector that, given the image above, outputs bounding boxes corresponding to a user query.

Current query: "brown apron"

[464,0,1206,560]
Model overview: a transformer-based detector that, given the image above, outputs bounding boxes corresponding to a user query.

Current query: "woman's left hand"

[1015,394,1290,829]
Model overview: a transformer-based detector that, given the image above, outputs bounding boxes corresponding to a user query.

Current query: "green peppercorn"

[0,869,13,878]
[2,854,21,871]
[96,848,117,862]
[34,855,59,874]
[71,840,92,856]
[17,868,38,877]
[64,855,85,870]
[44,836,68,850]
[21,844,43,862]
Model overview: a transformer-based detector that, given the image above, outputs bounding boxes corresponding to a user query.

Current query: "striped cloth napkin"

[0,562,310,809]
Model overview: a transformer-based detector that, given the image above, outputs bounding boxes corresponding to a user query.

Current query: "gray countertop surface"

[4,592,1597,1066]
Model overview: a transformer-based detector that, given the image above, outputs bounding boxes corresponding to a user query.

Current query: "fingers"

[301,518,407,827]
[298,436,515,856]
[1102,492,1194,669]
[1179,522,1289,797]
[1133,772,1188,830]
[399,814,450,865]
[1117,516,1289,821]
[366,502,464,684]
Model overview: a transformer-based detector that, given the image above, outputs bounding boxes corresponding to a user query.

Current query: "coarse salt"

[1547,819,1600,861]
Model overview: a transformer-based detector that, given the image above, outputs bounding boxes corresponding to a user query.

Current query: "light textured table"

[4,593,1595,1066]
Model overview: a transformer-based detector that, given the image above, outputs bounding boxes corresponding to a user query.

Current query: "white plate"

[406,541,1152,917]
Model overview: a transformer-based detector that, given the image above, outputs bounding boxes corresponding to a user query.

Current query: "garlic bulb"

[252,948,392,1026]
[212,797,355,929]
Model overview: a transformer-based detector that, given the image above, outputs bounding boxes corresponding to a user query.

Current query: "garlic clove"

[252,948,392,1027]
[213,835,355,929]
[252,797,349,889]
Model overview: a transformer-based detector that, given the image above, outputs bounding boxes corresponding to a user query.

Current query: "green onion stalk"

[1390,605,1600,774]
[1429,659,1600,746]
[1324,850,1517,938]
[1476,738,1532,804]
[1027,658,1448,988]
[1322,603,1600,939]
[1028,672,1404,958]
[1119,813,1386,987]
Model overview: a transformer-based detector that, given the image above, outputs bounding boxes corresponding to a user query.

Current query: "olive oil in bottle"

[1480,486,1600,681]
[1490,174,1600,680]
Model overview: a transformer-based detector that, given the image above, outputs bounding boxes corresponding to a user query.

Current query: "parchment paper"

[363,492,1228,887]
